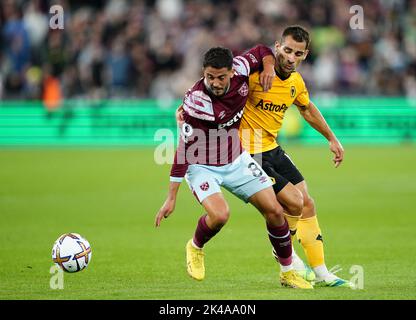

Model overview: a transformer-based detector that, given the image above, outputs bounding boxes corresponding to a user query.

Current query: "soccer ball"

[52,233,92,273]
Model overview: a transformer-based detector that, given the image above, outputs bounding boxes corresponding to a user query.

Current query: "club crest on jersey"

[200,182,210,191]
[290,86,296,97]
[247,53,258,64]
[238,83,248,97]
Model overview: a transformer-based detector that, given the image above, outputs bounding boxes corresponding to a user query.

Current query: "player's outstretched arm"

[155,181,181,227]
[297,101,344,168]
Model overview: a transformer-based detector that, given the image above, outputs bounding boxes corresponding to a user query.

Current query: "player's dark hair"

[203,47,233,70]
[282,25,310,49]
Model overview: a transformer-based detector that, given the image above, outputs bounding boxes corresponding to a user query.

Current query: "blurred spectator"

[23,0,48,54]
[107,34,131,96]
[1,0,31,98]
[0,0,414,101]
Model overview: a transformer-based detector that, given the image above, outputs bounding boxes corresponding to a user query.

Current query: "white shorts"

[185,151,273,203]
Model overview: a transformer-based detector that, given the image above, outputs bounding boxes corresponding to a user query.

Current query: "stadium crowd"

[1,0,415,101]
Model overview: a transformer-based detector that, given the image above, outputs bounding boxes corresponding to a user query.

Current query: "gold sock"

[283,212,300,240]
[297,215,324,268]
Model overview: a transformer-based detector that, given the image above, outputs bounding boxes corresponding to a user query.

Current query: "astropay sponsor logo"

[255,99,288,113]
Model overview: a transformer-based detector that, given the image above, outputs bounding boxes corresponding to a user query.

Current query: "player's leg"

[186,192,230,281]
[253,148,303,236]
[248,187,312,289]
[274,182,316,281]
[248,187,290,268]
[254,148,313,280]
[295,181,353,287]
[226,152,312,288]
[259,156,304,236]
[276,183,303,218]
[270,147,352,287]
[193,192,230,249]
[185,166,228,281]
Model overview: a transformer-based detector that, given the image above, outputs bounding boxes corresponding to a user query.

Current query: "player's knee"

[211,209,230,227]
[303,195,315,211]
[263,202,284,222]
[285,190,304,216]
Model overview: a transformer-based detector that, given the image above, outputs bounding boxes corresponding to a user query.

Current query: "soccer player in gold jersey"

[239,26,353,287]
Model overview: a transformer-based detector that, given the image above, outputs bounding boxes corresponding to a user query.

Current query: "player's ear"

[230,68,235,78]
[302,49,309,60]
[274,41,281,51]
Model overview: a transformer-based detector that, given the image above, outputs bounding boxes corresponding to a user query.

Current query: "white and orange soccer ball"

[52,233,92,273]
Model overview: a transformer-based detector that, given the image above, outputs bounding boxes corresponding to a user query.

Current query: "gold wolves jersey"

[239,71,310,154]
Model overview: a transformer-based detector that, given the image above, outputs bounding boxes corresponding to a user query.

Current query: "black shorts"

[251,146,304,194]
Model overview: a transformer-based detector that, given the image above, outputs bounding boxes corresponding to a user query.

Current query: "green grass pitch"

[0,145,415,300]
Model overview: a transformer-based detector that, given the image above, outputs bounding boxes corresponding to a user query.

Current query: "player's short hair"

[282,25,310,49]
[203,47,234,70]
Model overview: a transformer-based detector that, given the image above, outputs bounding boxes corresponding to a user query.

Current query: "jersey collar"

[274,68,292,81]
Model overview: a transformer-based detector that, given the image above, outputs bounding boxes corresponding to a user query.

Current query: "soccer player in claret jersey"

[155,45,313,289]
[239,26,353,288]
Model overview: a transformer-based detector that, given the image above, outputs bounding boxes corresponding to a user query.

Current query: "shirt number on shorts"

[248,162,263,177]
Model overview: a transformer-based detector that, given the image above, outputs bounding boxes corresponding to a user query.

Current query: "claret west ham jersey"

[170,45,274,181]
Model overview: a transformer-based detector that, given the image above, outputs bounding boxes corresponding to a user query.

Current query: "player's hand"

[259,65,275,92]
[176,105,184,127]
[155,197,176,227]
[329,139,344,168]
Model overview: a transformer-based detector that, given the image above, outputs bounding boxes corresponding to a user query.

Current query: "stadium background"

[0,0,415,300]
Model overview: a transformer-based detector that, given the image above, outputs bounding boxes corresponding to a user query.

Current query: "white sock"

[291,248,306,271]
[280,263,294,273]
[313,264,337,280]
[191,239,202,250]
